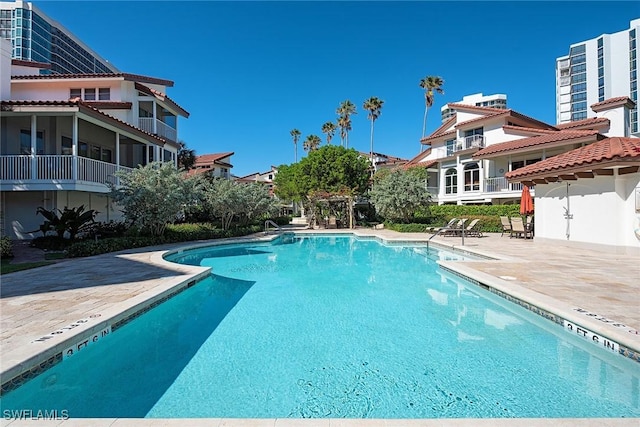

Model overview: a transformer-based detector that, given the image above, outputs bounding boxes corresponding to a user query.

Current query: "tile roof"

[445,103,506,113]
[455,109,554,130]
[11,72,174,87]
[1,99,166,145]
[423,115,457,140]
[474,129,601,159]
[194,152,235,164]
[502,125,560,135]
[134,83,189,117]
[590,96,636,112]
[421,130,456,143]
[83,101,132,110]
[555,117,610,130]
[505,137,640,181]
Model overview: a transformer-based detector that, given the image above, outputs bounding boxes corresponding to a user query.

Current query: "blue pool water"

[1,234,638,418]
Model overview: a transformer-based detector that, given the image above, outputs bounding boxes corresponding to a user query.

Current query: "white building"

[556,18,639,135]
[0,49,189,239]
[187,153,234,180]
[440,93,507,123]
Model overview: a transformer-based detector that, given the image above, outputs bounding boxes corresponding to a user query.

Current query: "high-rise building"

[556,18,639,134]
[0,0,118,74]
[440,93,507,122]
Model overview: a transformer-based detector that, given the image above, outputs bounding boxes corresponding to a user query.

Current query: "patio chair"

[464,218,483,237]
[327,216,337,229]
[500,216,512,237]
[510,217,531,239]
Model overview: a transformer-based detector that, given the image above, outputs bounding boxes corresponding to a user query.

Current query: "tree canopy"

[369,168,431,222]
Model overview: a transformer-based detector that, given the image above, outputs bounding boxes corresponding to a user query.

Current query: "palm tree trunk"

[369,119,374,168]
[294,142,297,162]
[421,106,428,152]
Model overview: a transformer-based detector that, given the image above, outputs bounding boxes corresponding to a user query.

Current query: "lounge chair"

[464,218,483,237]
[500,216,512,237]
[442,218,467,237]
[426,218,458,233]
[327,216,337,229]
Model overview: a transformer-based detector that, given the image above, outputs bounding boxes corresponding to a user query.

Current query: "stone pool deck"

[0,230,638,426]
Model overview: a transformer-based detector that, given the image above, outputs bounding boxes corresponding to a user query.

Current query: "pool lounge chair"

[510,217,532,239]
[464,218,483,237]
[442,218,467,237]
[426,218,458,233]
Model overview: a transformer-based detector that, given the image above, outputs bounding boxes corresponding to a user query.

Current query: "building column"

[30,115,37,179]
[115,132,121,186]
[152,100,157,134]
[154,145,161,163]
[72,114,78,181]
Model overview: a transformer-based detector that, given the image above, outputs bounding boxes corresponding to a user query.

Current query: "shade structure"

[520,185,534,215]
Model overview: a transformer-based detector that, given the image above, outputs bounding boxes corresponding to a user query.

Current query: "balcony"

[447,135,485,155]
[138,118,177,142]
[484,177,523,193]
[1,155,133,189]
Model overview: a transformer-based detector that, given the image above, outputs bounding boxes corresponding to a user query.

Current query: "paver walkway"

[1,230,638,427]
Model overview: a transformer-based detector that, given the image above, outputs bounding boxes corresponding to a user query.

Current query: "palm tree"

[419,75,444,151]
[363,96,384,165]
[336,100,357,148]
[337,116,349,148]
[303,134,321,152]
[321,121,336,145]
[290,128,301,162]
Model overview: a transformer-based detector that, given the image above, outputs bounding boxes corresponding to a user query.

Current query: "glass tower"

[0,1,117,74]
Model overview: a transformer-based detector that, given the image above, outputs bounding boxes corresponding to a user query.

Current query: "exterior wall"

[596,107,631,137]
[1,189,123,239]
[11,80,124,102]
[0,38,10,99]
[534,174,640,252]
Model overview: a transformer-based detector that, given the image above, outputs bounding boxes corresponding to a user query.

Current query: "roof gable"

[475,130,601,159]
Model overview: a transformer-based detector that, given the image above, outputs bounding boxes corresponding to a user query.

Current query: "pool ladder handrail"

[264,219,282,234]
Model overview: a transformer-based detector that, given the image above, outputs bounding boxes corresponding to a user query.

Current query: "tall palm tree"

[303,134,321,152]
[363,96,384,165]
[321,121,336,145]
[419,75,444,151]
[290,128,301,162]
[336,100,357,148]
[337,116,349,148]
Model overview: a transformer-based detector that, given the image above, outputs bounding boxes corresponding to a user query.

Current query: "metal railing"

[484,177,523,193]
[264,219,282,234]
[455,135,485,151]
[138,117,177,142]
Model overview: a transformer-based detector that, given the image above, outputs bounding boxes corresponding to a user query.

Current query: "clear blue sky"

[37,1,639,177]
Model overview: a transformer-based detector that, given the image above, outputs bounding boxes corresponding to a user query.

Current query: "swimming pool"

[1,234,638,418]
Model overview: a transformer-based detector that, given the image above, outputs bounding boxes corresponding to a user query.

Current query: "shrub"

[1,236,13,259]
[31,236,71,251]
[270,216,292,226]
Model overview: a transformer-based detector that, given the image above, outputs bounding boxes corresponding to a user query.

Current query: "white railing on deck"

[1,155,31,180]
[484,177,523,193]
[1,155,132,186]
[138,117,177,142]
[456,135,485,151]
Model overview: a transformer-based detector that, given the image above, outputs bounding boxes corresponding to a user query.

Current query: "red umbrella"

[520,185,534,215]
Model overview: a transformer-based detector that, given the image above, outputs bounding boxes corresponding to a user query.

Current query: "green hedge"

[1,236,13,259]
[65,224,262,258]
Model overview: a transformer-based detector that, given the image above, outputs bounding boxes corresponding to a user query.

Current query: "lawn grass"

[1,259,56,275]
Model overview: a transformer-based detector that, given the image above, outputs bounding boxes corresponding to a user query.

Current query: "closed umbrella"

[520,185,534,215]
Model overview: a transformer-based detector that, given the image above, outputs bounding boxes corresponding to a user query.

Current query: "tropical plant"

[290,129,301,162]
[419,75,445,148]
[321,121,336,145]
[369,169,431,222]
[336,100,357,148]
[34,205,97,240]
[303,134,322,152]
[1,236,13,259]
[110,162,202,236]
[177,140,196,170]
[363,96,384,163]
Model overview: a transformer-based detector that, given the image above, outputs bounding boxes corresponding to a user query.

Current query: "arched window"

[445,168,457,194]
[464,162,480,191]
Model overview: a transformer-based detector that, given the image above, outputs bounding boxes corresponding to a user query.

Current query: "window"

[61,136,72,155]
[464,162,480,191]
[445,139,456,156]
[511,160,524,170]
[20,129,44,155]
[101,148,112,163]
[79,141,88,157]
[84,88,96,101]
[98,88,110,100]
[445,168,457,194]
[70,88,81,99]
[90,145,101,160]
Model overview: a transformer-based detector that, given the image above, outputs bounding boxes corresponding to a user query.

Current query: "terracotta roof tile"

[502,125,560,135]
[423,115,457,140]
[11,72,174,87]
[11,59,51,69]
[555,117,610,130]
[455,109,554,130]
[194,152,235,164]
[474,130,601,159]
[590,96,636,112]
[421,130,456,143]
[505,137,640,180]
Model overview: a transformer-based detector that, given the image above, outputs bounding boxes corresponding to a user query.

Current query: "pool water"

[1,235,638,418]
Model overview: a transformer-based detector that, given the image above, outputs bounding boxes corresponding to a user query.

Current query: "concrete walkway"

[1,230,638,426]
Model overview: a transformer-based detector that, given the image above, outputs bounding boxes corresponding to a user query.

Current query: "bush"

[270,216,292,226]
[31,236,71,251]
[90,220,129,239]
[1,236,13,259]
[384,223,428,233]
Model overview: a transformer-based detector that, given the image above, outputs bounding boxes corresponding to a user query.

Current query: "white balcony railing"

[456,135,485,152]
[484,177,523,193]
[1,155,132,187]
[138,117,177,142]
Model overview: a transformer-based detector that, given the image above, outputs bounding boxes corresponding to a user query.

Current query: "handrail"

[264,220,282,234]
